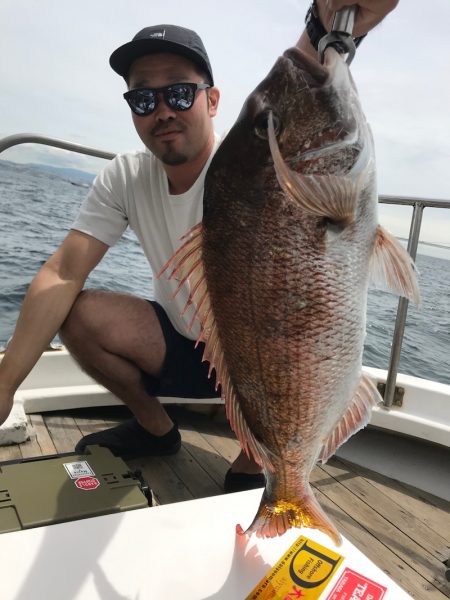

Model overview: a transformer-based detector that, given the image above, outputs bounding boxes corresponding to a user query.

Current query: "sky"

[1,0,449,250]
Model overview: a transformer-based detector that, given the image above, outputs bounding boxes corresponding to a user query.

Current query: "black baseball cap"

[109,24,214,85]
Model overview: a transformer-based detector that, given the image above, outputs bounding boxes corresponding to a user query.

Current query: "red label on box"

[75,476,100,490]
[326,568,387,600]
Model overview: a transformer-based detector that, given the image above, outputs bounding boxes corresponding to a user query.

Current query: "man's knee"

[60,289,101,345]
[60,290,166,374]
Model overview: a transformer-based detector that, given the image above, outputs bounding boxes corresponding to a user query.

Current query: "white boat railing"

[0,133,115,161]
[379,195,450,406]
[1,133,449,410]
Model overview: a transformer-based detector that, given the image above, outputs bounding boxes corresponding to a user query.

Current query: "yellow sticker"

[245,535,344,600]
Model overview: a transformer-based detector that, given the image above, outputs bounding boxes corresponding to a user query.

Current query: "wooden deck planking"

[177,410,242,467]
[340,457,450,541]
[20,415,56,458]
[127,455,194,505]
[311,461,449,598]
[43,413,83,453]
[323,457,450,563]
[178,423,232,488]
[0,444,22,461]
[164,441,224,497]
[73,412,111,437]
[0,405,448,599]
[313,484,448,600]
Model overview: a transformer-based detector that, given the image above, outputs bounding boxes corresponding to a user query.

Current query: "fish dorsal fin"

[369,225,420,304]
[158,223,274,471]
[268,112,366,224]
[319,372,382,463]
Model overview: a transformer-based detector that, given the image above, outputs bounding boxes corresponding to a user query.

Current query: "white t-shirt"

[71,132,221,340]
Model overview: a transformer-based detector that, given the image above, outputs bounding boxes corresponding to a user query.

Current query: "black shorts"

[142,301,221,399]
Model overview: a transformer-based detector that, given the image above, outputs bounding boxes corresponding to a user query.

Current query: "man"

[0,1,398,492]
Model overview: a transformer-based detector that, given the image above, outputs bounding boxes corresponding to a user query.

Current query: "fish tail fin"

[238,487,342,546]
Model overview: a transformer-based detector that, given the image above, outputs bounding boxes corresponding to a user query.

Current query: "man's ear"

[207,86,220,117]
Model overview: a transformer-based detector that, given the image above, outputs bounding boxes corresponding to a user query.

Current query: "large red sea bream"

[161,46,419,545]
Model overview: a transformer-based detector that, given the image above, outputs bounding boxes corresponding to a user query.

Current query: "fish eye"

[254,110,281,139]
[323,217,348,242]
[324,218,346,233]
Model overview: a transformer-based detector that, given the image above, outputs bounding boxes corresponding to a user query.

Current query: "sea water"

[1,160,449,385]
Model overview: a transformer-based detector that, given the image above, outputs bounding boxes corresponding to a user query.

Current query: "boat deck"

[1,404,449,600]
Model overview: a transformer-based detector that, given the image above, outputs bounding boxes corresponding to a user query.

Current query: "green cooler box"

[0,445,151,534]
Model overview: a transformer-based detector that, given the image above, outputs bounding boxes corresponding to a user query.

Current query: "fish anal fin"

[240,487,342,546]
[319,373,382,463]
[370,224,420,304]
[268,112,365,223]
[158,223,274,472]
[223,379,275,472]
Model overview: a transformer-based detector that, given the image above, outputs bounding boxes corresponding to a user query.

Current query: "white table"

[0,489,411,599]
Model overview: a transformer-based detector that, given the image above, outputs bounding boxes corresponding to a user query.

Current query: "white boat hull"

[3,348,448,449]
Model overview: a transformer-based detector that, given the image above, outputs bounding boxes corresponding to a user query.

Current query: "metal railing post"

[0,133,115,161]
[383,202,424,407]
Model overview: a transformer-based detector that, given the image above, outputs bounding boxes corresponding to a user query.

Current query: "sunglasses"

[124,82,211,116]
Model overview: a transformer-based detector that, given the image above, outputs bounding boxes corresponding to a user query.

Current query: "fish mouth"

[283,46,359,163]
[283,47,329,86]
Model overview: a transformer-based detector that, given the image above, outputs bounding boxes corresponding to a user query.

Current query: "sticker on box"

[63,461,95,479]
[245,535,344,599]
[74,476,100,490]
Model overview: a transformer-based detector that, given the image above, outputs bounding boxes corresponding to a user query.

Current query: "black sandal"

[223,469,266,493]
[74,418,181,459]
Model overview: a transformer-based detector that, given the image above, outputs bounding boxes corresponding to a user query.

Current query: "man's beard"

[151,123,188,165]
[160,149,188,166]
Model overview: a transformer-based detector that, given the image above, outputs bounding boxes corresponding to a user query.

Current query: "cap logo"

[149,30,165,39]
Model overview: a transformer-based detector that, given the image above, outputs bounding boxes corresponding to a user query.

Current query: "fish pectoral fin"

[158,223,274,472]
[369,224,420,304]
[240,486,342,546]
[319,373,382,463]
[268,112,364,223]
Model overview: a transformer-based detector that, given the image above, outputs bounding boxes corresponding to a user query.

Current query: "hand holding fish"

[318,0,399,37]
[298,0,399,61]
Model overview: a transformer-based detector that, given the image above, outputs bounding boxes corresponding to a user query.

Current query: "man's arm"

[0,230,108,425]
[297,0,399,59]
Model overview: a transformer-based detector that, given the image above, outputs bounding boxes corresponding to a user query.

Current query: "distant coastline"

[0,159,95,184]
[2,159,448,259]
[398,237,450,251]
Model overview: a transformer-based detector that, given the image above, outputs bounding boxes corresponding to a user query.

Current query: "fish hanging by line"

[159,45,419,546]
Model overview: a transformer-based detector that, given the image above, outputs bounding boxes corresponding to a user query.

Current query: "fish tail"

[238,488,342,546]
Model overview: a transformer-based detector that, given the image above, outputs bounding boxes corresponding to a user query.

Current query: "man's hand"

[297,0,399,60]
[317,0,399,38]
